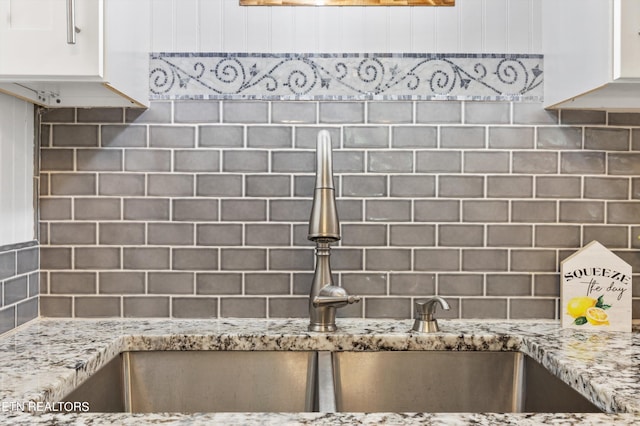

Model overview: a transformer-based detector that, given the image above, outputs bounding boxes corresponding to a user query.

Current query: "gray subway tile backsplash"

[271,101,316,124]
[41,149,74,171]
[0,243,39,333]
[33,99,640,324]
[247,126,293,148]
[368,151,413,173]
[77,149,123,172]
[585,177,629,199]
[50,174,96,196]
[174,150,220,173]
[560,109,606,125]
[537,127,582,149]
[223,101,268,124]
[440,126,485,148]
[536,176,581,198]
[149,126,196,148]
[488,127,535,149]
[198,224,243,246]
[199,126,244,148]
[438,274,483,296]
[464,102,510,124]
[416,101,462,124]
[49,223,97,245]
[101,125,147,148]
[391,126,437,148]
[368,102,413,124]
[344,126,389,148]
[99,271,146,294]
[172,297,218,318]
[99,174,145,196]
[148,272,194,294]
[124,198,171,221]
[125,101,171,124]
[75,296,121,317]
[124,149,172,172]
[585,128,630,151]
[52,125,99,147]
[174,101,220,124]
[123,296,170,317]
[268,297,308,318]
[74,198,121,220]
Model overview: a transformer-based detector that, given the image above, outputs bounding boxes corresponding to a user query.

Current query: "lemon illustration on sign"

[585,307,610,326]
[566,297,597,318]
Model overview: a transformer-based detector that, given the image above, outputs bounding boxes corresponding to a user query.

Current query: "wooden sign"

[561,241,632,332]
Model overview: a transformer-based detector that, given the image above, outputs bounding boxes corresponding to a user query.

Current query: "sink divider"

[122,352,133,413]
[316,352,337,413]
[512,352,526,412]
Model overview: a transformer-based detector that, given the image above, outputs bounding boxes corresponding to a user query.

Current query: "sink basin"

[332,351,601,413]
[63,351,316,413]
[63,350,602,413]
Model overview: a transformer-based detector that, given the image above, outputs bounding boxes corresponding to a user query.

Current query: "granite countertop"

[0,318,638,425]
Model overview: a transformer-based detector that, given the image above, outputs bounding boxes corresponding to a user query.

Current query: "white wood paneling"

[388,7,412,52]
[270,7,294,52]
[433,5,460,52]
[221,0,247,52]
[341,8,367,52]
[151,0,174,51]
[149,0,541,54]
[364,8,388,52]
[247,5,271,52]
[410,7,437,52]
[175,0,199,51]
[507,0,533,52]
[317,7,342,52]
[293,7,319,51]
[0,93,34,246]
[484,0,508,52]
[529,0,542,53]
[198,0,223,51]
[459,0,483,53]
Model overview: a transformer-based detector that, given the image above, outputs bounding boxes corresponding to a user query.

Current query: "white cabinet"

[543,0,640,111]
[0,0,149,108]
[0,93,34,246]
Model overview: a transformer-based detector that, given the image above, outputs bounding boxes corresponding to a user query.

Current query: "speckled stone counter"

[0,318,639,425]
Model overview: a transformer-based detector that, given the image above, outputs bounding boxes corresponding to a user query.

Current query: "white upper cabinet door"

[0,0,103,79]
[543,0,640,110]
[616,0,640,79]
[0,0,149,107]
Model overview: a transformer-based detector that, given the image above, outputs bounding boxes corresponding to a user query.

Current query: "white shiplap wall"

[150,0,541,53]
[0,93,34,246]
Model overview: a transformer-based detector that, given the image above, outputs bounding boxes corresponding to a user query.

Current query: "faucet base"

[309,323,338,333]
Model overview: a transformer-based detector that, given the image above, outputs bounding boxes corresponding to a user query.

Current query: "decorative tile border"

[149,53,543,101]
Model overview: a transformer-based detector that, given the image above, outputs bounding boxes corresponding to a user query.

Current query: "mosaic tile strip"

[149,53,543,101]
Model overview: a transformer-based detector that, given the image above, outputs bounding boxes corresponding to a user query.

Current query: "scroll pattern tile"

[149,53,543,101]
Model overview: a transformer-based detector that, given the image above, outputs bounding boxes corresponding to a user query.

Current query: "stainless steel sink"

[62,350,602,413]
[332,351,601,413]
[63,351,316,413]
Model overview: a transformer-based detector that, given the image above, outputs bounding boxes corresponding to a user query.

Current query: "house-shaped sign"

[561,241,632,332]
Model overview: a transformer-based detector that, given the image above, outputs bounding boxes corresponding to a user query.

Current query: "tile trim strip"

[0,240,38,254]
[149,53,543,101]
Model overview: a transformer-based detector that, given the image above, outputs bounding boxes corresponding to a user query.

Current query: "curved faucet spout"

[307,131,360,332]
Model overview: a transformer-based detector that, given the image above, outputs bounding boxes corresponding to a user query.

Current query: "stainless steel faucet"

[308,130,360,332]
